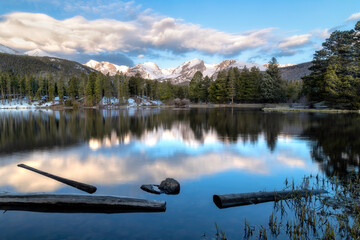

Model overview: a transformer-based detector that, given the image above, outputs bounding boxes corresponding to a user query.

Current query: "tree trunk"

[18,164,97,194]
[213,189,327,209]
[0,194,166,213]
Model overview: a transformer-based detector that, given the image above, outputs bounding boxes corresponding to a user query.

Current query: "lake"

[0,108,359,239]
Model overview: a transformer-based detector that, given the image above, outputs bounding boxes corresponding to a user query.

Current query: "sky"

[0,0,359,68]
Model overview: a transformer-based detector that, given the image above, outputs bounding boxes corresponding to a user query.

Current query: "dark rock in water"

[140,178,180,195]
[140,184,161,194]
[159,178,180,195]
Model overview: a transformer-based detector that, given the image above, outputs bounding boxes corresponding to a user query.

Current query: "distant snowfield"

[0,97,162,109]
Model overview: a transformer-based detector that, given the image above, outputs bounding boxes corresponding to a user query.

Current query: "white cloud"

[278,34,312,50]
[137,54,145,58]
[0,12,274,56]
[346,12,360,21]
[311,29,331,39]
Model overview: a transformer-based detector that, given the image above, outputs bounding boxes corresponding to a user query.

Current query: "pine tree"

[95,73,104,104]
[78,73,87,100]
[227,68,236,103]
[303,21,360,108]
[48,75,55,103]
[201,76,211,102]
[25,75,33,104]
[103,74,112,104]
[57,76,65,105]
[261,57,284,102]
[85,72,96,106]
[67,76,79,104]
[189,71,203,102]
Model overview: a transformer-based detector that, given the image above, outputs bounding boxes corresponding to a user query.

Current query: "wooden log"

[18,163,97,194]
[213,189,328,209]
[0,194,166,213]
[140,184,161,194]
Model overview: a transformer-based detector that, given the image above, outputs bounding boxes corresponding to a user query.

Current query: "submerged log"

[140,184,161,194]
[0,194,166,213]
[18,163,97,194]
[213,189,328,209]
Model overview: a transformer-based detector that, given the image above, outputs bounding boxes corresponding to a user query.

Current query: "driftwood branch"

[17,164,97,194]
[213,189,328,209]
[0,194,166,213]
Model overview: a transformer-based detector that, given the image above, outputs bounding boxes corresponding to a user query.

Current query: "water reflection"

[0,109,359,193]
[302,114,360,178]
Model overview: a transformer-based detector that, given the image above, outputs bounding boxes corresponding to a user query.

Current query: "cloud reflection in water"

[0,124,313,193]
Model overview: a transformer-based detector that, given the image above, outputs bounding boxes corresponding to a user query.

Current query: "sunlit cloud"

[278,34,312,50]
[0,12,274,56]
[0,150,268,192]
[311,29,331,39]
[277,155,306,168]
[346,12,360,22]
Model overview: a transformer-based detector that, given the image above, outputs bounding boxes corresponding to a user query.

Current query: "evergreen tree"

[103,74,113,104]
[209,70,227,103]
[261,57,284,102]
[85,72,96,106]
[95,73,104,104]
[303,20,360,108]
[189,71,203,102]
[67,76,79,103]
[48,75,55,103]
[201,76,211,102]
[19,75,26,103]
[248,67,262,102]
[25,74,33,104]
[227,68,236,103]
[78,73,87,100]
[57,76,65,105]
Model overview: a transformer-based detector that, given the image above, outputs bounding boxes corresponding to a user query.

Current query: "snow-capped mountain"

[0,44,19,55]
[263,63,296,68]
[85,60,129,76]
[85,59,266,84]
[24,48,57,58]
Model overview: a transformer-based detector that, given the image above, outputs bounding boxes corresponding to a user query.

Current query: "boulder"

[159,178,180,195]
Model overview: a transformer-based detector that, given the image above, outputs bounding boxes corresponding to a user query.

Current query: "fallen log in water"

[18,163,97,194]
[0,194,166,213]
[213,189,328,209]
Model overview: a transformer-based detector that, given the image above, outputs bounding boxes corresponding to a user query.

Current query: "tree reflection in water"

[1,109,359,180]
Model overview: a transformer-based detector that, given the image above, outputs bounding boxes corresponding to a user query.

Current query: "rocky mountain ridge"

[85,59,269,84]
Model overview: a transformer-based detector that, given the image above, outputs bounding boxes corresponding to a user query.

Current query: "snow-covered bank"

[0,97,162,109]
[0,97,60,109]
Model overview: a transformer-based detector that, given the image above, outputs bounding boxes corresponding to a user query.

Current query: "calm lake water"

[0,108,359,239]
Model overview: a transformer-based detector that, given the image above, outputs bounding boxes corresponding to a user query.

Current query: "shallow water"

[0,108,359,239]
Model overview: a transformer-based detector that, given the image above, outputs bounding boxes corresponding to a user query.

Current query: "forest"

[0,58,301,106]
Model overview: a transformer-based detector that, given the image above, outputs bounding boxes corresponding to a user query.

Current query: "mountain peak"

[25,48,56,58]
[85,58,268,84]
[85,60,100,68]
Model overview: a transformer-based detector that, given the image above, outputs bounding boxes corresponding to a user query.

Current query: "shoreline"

[1,103,359,113]
[263,107,360,114]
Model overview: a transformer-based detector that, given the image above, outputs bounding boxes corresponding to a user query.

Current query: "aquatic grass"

[215,223,227,240]
[236,172,360,239]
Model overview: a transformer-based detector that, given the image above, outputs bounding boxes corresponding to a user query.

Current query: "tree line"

[0,58,303,106]
[0,71,188,106]
[189,57,302,103]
